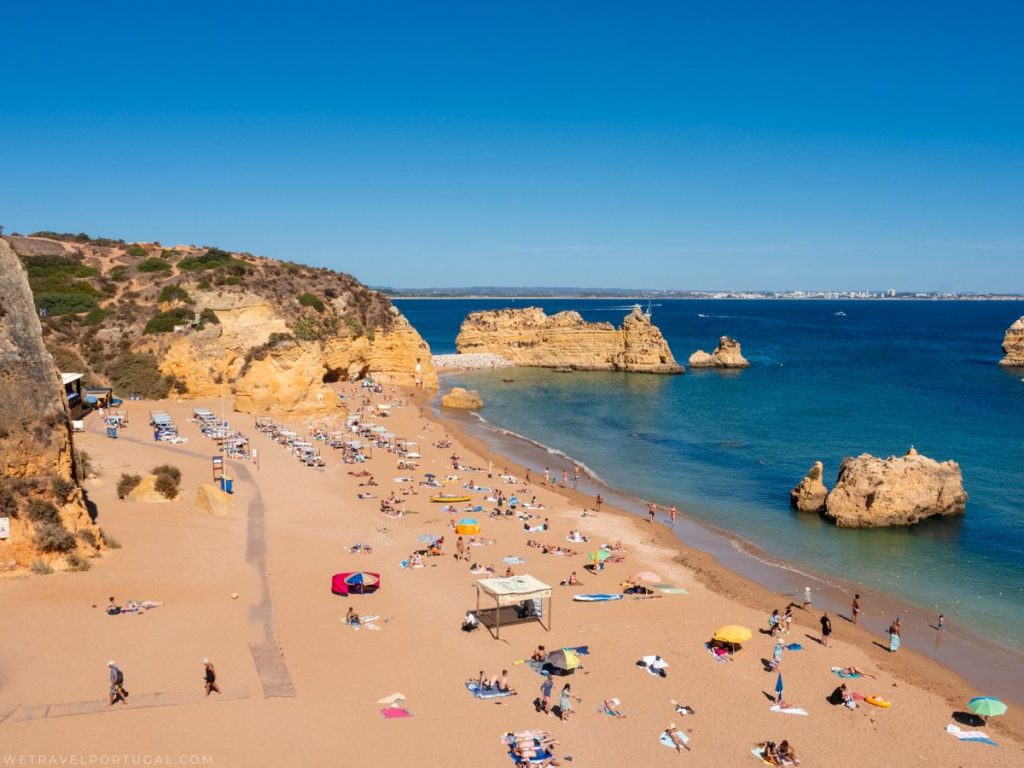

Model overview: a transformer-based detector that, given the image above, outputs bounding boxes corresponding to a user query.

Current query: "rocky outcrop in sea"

[454,305,683,373]
[999,316,1024,367]
[440,387,484,410]
[790,461,828,513]
[820,447,967,528]
[689,336,750,368]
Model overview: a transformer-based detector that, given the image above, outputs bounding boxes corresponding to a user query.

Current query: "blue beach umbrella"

[775,673,784,700]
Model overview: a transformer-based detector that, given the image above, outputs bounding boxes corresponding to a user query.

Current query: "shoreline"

[414,389,1024,743]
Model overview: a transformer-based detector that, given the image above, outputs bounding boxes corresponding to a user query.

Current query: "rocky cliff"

[6,232,436,417]
[822,448,967,528]
[454,306,682,373]
[689,336,750,368]
[790,461,828,513]
[1000,316,1024,367]
[0,237,102,573]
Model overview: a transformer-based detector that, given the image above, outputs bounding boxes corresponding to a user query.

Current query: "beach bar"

[474,575,552,639]
[61,372,85,418]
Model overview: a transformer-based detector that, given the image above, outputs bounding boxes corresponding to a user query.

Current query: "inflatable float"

[865,695,892,708]
[431,495,472,503]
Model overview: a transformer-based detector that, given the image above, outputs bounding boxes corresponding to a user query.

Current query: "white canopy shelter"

[474,575,552,639]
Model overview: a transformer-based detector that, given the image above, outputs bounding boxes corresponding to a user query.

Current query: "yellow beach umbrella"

[714,625,753,644]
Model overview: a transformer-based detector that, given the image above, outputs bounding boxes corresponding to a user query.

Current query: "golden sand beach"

[1,384,1020,767]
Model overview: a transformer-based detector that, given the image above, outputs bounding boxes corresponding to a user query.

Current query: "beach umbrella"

[635,570,661,583]
[968,697,1007,718]
[344,572,380,586]
[545,649,581,672]
[591,548,611,563]
[424,472,436,478]
[775,673,784,700]
[457,518,478,526]
[713,625,753,644]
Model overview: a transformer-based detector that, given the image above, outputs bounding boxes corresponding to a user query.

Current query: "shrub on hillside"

[34,291,99,316]
[143,307,195,334]
[51,475,76,504]
[152,465,181,500]
[124,244,148,258]
[297,292,325,312]
[23,254,100,279]
[197,308,220,328]
[109,265,130,282]
[26,499,61,525]
[158,284,191,304]
[65,553,92,571]
[0,483,19,518]
[34,522,77,553]
[76,527,98,548]
[83,307,110,325]
[116,474,142,499]
[30,559,55,575]
[137,257,172,273]
[108,353,172,398]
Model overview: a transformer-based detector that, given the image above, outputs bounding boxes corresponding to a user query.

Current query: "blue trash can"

[220,477,234,494]
[106,426,118,439]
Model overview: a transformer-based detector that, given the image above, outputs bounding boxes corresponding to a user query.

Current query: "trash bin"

[220,477,234,494]
[105,426,118,439]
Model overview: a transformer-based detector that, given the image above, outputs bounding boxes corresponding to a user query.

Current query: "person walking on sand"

[668,505,677,527]
[108,661,127,705]
[559,683,572,720]
[203,659,221,696]
[562,469,568,488]
[802,586,812,611]
[647,502,657,523]
[543,467,550,486]
[820,612,832,648]
[456,536,466,561]
[851,594,861,624]
[595,493,603,512]
[938,614,945,632]
[889,617,902,652]
[540,674,554,715]
[572,466,580,490]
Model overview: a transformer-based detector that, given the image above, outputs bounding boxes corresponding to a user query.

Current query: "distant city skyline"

[2,3,1022,292]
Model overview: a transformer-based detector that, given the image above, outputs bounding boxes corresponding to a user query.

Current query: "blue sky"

[2,2,1022,291]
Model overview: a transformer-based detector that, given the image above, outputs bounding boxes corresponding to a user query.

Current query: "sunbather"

[778,740,799,765]
[759,741,782,766]
[346,607,360,626]
[663,724,690,752]
[603,697,626,718]
[840,666,875,678]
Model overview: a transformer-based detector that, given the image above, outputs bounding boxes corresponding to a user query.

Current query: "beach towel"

[659,730,689,749]
[752,747,796,766]
[506,748,552,765]
[380,706,411,719]
[889,633,901,652]
[831,667,861,678]
[704,643,729,663]
[599,704,624,716]
[945,724,999,747]
[417,534,439,543]
[503,556,526,564]
[466,681,515,699]
[651,583,688,594]
[770,705,809,716]
[785,643,803,651]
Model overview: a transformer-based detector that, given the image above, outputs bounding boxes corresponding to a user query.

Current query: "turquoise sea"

[396,298,1024,691]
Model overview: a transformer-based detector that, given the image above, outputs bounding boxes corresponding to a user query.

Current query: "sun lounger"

[945,724,998,746]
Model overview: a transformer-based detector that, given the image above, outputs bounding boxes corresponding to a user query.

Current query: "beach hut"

[455,517,480,535]
[474,575,552,639]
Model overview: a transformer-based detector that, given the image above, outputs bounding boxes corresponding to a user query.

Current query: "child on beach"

[559,683,572,720]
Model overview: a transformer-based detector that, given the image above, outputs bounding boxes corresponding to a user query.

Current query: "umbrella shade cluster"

[332,571,381,596]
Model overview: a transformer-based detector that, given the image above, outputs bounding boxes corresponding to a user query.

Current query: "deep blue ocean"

[396,298,1024,652]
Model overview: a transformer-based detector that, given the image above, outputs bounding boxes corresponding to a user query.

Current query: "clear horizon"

[2,2,1022,292]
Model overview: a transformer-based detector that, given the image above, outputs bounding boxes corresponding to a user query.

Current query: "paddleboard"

[430,495,471,503]
[573,594,623,602]
[865,695,892,708]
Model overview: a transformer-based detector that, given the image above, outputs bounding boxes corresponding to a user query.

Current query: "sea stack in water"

[999,316,1024,367]
[790,461,828,513]
[440,387,484,410]
[454,305,683,373]
[823,447,967,528]
[688,336,750,368]
[0,237,102,571]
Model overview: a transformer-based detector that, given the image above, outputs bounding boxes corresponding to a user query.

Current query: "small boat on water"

[430,494,472,503]
[834,311,846,316]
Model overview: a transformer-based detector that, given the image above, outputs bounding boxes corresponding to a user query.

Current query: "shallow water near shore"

[398,298,1024,682]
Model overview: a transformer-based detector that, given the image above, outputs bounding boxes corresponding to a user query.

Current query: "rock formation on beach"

[1000,316,1024,367]
[688,336,750,368]
[822,448,967,528]
[440,387,484,410]
[454,305,683,373]
[0,237,103,573]
[5,232,436,417]
[790,461,828,513]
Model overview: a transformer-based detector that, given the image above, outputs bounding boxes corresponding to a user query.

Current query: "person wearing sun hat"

[663,723,690,752]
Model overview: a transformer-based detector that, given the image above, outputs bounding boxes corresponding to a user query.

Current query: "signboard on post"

[0,517,10,540]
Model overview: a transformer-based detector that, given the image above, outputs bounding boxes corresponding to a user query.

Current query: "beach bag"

[115,668,124,686]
